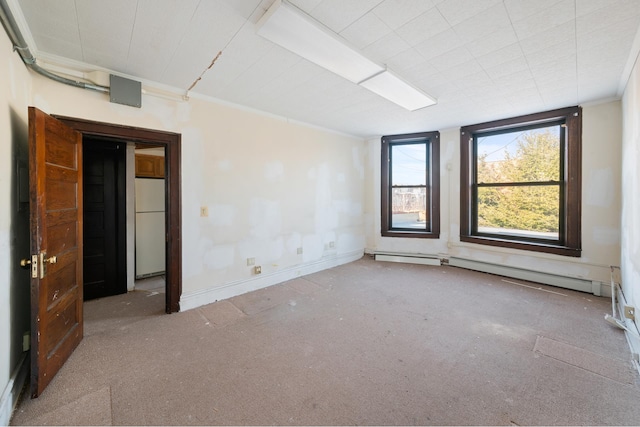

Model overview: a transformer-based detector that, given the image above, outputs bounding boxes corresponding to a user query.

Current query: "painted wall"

[366,100,622,288]
[0,28,32,424]
[621,48,640,353]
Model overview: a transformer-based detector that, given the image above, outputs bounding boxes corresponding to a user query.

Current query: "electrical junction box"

[110,74,142,108]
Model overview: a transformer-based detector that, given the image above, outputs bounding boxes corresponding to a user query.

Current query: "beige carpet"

[11,256,640,425]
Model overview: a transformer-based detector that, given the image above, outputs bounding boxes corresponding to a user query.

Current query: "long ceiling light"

[360,69,436,111]
[256,0,436,111]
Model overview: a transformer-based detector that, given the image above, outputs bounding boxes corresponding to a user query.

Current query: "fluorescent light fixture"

[256,0,437,111]
[257,0,383,83]
[360,70,437,111]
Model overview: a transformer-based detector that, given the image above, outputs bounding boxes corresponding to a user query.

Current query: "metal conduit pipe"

[0,0,109,94]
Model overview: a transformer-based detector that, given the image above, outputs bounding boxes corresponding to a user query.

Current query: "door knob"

[20,258,31,267]
[44,255,57,264]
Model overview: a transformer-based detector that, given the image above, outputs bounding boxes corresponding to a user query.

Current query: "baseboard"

[180,250,364,311]
[0,353,29,426]
[449,256,609,297]
[373,252,441,266]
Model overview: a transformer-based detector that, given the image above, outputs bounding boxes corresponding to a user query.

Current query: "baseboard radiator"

[373,252,442,266]
[448,256,607,297]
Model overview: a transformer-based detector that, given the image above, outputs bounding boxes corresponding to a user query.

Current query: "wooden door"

[28,107,84,397]
[83,140,126,300]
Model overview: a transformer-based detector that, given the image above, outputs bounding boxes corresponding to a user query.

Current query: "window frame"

[460,106,582,257]
[381,131,440,239]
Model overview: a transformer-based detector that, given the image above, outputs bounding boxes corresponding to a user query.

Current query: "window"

[381,131,440,238]
[460,106,581,256]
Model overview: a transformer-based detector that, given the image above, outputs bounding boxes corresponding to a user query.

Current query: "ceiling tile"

[529,55,577,84]
[75,0,137,50]
[511,0,575,40]
[518,23,575,55]
[503,0,564,22]
[475,43,524,70]
[18,0,81,56]
[362,31,411,63]
[394,7,450,46]
[526,39,574,66]
[339,11,391,50]
[161,0,247,87]
[431,46,472,73]
[372,0,436,30]
[465,27,518,58]
[307,0,386,33]
[484,56,530,80]
[451,3,511,44]
[126,0,201,81]
[575,0,624,18]
[217,0,264,20]
[577,1,640,36]
[436,0,503,26]
[414,28,464,60]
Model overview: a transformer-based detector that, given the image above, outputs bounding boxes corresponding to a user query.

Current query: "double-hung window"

[381,131,440,238]
[460,107,581,256]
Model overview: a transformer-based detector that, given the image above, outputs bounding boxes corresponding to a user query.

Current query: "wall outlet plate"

[247,257,255,266]
[624,305,635,321]
[254,265,262,274]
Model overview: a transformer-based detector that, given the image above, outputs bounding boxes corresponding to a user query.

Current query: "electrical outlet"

[200,206,209,217]
[247,257,255,266]
[254,265,262,274]
[329,241,335,248]
[624,305,635,321]
[297,247,303,255]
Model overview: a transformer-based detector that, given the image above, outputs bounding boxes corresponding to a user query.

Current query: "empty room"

[1,0,640,425]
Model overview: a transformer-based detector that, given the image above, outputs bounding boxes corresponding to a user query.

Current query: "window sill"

[382,231,440,239]
[460,235,581,257]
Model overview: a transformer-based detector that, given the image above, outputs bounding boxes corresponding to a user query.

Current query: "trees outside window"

[381,131,440,238]
[460,107,582,256]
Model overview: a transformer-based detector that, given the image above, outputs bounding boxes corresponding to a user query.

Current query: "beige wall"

[366,101,622,286]
[0,29,31,423]
[621,48,640,352]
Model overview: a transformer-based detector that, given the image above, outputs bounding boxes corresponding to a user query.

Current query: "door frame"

[54,115,182,313]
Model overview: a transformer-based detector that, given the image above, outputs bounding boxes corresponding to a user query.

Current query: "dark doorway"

[82,138,127,300]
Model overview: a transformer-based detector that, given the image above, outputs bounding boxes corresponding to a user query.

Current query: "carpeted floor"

[10,256,640,425]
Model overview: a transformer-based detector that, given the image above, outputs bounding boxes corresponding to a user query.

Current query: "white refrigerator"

[135,178,165,278]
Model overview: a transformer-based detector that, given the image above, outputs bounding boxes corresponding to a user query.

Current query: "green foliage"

[477,130,560,234]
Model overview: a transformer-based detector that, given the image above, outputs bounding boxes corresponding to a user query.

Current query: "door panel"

[28,107,84,398]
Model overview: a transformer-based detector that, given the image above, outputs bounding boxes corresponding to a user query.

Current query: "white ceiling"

[10,0,640,138]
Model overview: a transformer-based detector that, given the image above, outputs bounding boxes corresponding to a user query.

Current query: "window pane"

[391,187,427,229]
[477,185,559,240]
[391,144,426,186]
[476,125,560,184]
